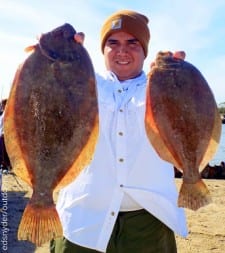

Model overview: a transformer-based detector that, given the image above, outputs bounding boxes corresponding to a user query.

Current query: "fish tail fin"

[178,179,212,211]
[18,203,63,246]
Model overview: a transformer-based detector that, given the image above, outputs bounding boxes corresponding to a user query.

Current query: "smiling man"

[101,10,149,81]
[103,32,145,81]
[53,10,187,253]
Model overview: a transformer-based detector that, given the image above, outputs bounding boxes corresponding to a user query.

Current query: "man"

[52,10,188,253]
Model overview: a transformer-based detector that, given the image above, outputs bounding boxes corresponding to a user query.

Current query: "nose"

[117,44,127,54]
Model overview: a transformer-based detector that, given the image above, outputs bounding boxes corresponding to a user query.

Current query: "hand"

[150,51,186,68]
[74,32,85,45]
[173,51,186,60]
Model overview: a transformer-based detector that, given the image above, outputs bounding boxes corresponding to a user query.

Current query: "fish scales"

[145,51,221,211]
[4,23,99,246]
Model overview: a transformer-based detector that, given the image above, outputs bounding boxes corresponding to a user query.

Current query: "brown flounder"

[145,51,221,211]
[4,23,98,245]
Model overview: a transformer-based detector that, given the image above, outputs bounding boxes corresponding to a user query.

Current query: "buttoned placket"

[97,80,141,252]
[114,84,132,185]
[116,82,141,184]
[96,187,124,252]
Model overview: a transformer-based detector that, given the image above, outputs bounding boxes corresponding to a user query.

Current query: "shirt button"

[119,158,124,162]
[118,89,122,93]
[119,109,123,112]
[120,184,124,187]
[118,132,123,136]
[111,211,115,216]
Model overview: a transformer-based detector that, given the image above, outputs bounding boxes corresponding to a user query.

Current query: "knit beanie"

[100,10,150,57]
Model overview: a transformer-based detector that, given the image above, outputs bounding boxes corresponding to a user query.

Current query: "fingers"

[150,50,186,69]
[150,62,156,69]
[74,32,85,44]
[173,51,186,60]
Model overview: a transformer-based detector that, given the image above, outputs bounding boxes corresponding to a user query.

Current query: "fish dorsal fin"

[4,67,32,186]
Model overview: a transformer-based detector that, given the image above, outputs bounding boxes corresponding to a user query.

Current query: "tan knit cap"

[100,10,150,57]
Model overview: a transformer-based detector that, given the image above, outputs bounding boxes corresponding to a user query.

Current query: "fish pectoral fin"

[178,179,212,211]
[17,203,63,246]
[24,44,37,52]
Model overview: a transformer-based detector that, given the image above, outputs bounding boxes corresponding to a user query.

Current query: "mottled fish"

[145,51,221,211]
[4,23,98,245]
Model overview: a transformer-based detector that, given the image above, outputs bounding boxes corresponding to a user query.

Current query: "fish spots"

[145,51,221,210]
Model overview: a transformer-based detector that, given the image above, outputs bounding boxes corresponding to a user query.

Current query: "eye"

[128,39,140,46]
[106,39,118,45]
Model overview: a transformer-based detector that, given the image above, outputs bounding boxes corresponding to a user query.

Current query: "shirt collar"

[105,70,147,87]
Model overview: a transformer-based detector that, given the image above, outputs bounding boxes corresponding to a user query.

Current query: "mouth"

[116,60,130,65]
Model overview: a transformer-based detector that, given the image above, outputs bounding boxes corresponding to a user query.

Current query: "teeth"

[117,61,129,65]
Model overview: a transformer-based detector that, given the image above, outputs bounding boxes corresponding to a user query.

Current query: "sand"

[1,173,225,253]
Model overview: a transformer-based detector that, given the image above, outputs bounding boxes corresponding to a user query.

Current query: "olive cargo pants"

[50,209,177,253]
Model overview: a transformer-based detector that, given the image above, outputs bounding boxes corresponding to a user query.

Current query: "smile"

[116,60,129,65]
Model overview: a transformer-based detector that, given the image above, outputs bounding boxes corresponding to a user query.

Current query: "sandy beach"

[1,173,225,253]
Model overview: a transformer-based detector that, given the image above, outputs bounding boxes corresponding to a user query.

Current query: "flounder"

[4,23,98,245]
[145,51,221,211]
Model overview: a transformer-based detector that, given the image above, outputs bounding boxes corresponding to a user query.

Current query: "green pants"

[50,209,177,253]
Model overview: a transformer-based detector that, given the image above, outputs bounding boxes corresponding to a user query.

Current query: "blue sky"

[0,0,225,104]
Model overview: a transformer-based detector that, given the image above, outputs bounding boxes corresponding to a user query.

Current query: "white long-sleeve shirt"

[56,71,188,252]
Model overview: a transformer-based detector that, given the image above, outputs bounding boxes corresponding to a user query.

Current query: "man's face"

[103,31,145,81]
